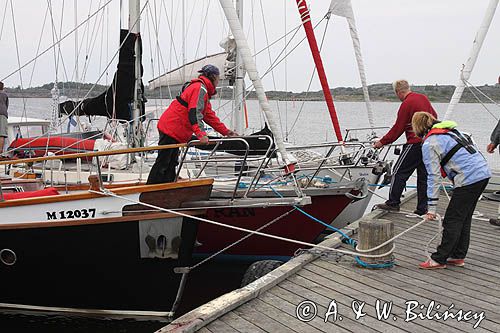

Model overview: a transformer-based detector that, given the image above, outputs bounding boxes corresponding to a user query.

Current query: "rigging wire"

[81,1,107,83]
[463,79,500,121]
[27,5,50,94]
[1,0,114,83]
[189,0,212,79]
[259,0,281,130]
[217,20,325,123]
[288,15,331,135]
[2,1,150,157]
[0,0,7,40]
[284,0,288,140]
[9,0,28,119]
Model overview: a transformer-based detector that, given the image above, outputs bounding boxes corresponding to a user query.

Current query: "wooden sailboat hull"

[196,187,356,260]
[0,217,198,312]
[0,179,213,313]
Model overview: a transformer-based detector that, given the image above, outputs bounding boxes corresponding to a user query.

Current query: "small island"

[5,81,500,103]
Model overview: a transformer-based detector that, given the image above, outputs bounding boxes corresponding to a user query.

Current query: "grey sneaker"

[374,203,400,212]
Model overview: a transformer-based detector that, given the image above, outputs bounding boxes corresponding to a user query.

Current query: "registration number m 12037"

[46,208,96,220]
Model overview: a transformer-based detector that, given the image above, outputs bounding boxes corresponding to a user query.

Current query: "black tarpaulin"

[59,29,145,121]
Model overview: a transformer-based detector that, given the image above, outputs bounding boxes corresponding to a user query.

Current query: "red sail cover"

[2,187,59,200]
[9,137,96,157]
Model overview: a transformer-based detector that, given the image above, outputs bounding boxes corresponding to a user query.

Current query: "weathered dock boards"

[159,191,500,333]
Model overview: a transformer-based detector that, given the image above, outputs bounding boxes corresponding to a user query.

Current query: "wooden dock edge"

[158,191,418,333]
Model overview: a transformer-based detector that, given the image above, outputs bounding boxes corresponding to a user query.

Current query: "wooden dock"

[159,191,500,333]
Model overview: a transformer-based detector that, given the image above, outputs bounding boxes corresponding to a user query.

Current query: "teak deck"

[160,191,500,333]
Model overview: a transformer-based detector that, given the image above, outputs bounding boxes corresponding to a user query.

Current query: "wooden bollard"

[358,219,394,267]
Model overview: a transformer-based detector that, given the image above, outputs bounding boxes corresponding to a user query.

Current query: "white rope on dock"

[88,188,438,259]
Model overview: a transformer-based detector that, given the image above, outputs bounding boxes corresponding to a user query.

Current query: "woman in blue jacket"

[412,112,491,269]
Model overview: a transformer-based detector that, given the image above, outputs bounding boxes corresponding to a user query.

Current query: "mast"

[444,0,499,120]
[74,0,79,83]
[129,0,143,147]
[182,0,186,81]
[219,0,292,164]
[232,0,246,135]
[328,0,374,129]
[294,0,343,142]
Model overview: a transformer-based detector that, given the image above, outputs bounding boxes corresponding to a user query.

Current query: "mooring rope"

[89,188,394,258]
[88,187,446,265]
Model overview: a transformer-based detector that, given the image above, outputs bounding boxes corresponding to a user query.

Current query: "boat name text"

[46,208,96,220]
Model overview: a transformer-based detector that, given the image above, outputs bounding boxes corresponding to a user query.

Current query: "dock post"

[358,219,394,267]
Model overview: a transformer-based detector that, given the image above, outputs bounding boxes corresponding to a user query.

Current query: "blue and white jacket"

[422,121,491,213]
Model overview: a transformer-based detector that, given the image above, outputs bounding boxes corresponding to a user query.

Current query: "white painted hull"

[1,192,140,224]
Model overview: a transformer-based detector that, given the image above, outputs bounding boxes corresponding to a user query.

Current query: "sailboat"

[3,0,367,263]
[0,2,212,317]
[0,146,213,315]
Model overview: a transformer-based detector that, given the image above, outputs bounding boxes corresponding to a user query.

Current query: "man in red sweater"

[147,64,237,184]
[373,80,437,215]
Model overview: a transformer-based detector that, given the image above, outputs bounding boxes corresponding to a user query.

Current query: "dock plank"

[160,191,500,333]
[305,262,494,333]
[233,301,298,333]
[205,320,238,333]
[266,285,353,333]
[219,312,267,333]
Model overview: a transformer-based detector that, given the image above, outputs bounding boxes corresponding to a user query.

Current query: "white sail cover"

[148,52,230,90]
[219,0,291,164]
[328,0,374,128]
[444,0,499,120]
[329,0,354,19]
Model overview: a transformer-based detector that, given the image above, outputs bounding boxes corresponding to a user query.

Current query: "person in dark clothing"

[412,112,490,269]
[487,118,500,226]
[147,65,237,184]
[373,80,437,215]
[0,81,8,154]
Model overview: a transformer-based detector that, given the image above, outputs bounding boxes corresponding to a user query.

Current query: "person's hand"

[425,212,437,221]
[486,143,497,154]
[372,140,383,149]
[226,130,239,137]
[199,136,209,145]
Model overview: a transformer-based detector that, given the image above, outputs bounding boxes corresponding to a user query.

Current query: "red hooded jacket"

[157,75,229,143]
[380,92,437,145]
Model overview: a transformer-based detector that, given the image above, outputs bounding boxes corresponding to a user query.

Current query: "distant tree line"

[6,81,500,103]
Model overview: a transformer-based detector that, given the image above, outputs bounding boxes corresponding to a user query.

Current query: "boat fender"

[240,260,283,287]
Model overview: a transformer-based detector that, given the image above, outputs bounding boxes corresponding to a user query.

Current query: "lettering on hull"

[213,208,256,218]
[46,208,96,220]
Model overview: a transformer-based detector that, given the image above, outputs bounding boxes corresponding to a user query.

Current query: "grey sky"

[0,0,499,92]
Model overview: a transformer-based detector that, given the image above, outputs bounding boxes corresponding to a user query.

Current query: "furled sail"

[328,0,374,129]
[59,29,145,121]
[219,0,291,164]
[149,36,237,91]
[148,52,236,91]
[444,0,499,120]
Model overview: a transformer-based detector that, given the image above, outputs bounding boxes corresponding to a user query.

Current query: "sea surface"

[2,98,498,332]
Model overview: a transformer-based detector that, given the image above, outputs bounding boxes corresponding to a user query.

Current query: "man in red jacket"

[373,80,437,215]
[147,64,237,184]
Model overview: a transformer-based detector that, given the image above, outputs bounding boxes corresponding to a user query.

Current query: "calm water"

[3,98,498,332]
[9,97,498,144]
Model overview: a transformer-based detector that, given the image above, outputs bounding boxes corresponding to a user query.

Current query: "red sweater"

[157,76,229,143]
[380,92,437,145]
